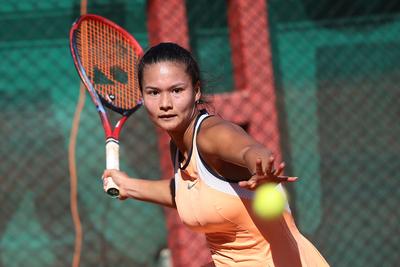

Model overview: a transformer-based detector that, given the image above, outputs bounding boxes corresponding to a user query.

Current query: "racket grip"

[105,139,120,198]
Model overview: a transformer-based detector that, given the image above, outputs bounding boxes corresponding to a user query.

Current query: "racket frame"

[69,14,143,197]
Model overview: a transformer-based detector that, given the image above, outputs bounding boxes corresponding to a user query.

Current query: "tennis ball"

[253,183,286,220]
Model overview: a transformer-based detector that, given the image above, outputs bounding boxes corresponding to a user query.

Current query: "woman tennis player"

[103,42,330,267]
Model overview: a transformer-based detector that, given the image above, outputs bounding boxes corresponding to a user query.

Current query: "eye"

[172,87,183,94]
[145,89,159,96]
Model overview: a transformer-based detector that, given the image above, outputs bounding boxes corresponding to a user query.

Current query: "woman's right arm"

[102,169,176,208]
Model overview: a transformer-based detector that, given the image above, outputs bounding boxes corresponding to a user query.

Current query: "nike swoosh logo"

[187,181,198,190]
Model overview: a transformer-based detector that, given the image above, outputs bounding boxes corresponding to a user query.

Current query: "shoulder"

[197,115,248,152]
[200,115,244,134]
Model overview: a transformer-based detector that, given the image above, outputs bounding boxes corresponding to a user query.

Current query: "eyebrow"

[144,82,187,90]
[143,86,159,90]
[169,82,187,88]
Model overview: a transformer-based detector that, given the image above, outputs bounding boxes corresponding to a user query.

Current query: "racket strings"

[76,18,142,111]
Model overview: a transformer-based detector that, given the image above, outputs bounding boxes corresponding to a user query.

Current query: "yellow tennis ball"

[253,183,286,220]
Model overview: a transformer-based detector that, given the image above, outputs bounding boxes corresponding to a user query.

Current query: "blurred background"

[0,0,399,266]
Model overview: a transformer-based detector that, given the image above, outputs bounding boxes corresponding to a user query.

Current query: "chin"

[155,119,179,132]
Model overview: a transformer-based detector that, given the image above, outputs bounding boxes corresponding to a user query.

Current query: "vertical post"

[217,0,282,163]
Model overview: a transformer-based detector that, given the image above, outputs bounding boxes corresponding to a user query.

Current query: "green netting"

[269,1,400,266]
[0,1,166,267]
[187,0,234,94]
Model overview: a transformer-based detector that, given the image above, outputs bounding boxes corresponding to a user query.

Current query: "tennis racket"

[69,14,143,198]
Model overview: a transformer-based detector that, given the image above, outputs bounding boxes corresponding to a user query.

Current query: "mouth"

[158,114,177,120]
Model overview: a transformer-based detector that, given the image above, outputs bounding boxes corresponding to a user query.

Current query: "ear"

[194,81,201,102]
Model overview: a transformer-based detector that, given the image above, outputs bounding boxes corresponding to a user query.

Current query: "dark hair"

[138,42,201,92]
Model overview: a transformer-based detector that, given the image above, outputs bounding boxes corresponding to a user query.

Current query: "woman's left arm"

[198,118,297,190]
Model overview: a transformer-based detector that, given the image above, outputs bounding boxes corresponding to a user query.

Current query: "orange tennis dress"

[174,113,330,267]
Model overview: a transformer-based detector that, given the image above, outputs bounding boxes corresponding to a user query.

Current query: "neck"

[168,109,200,156]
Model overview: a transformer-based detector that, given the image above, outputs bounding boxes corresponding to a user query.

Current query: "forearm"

[123,178,176,208]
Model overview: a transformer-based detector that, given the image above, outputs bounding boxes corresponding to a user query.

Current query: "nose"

[159,92,172,111]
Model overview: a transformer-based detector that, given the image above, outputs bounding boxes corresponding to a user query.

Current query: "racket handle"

[105,139,120,198]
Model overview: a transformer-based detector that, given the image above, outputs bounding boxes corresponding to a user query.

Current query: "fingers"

[242,156,299,190]
[101,169,118,193]
[102,176,111,191]
[102,169,118,179]
[274,162,285,176]
[285,176,298,182]
[273,161,298,182]
[239,179,257,190]
[266,156,274,174]
[101,169,130,200]
[238,180,249,188]
[253,156,280,176]
[239,176,298,191]
[265,156,285,175]
[255,158,263,176]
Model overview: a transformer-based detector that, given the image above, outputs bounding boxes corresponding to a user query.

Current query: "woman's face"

[141,61,201,133]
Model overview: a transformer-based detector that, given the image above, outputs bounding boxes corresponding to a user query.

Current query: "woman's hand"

[238,156,298,190]
[102,169,131,200]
